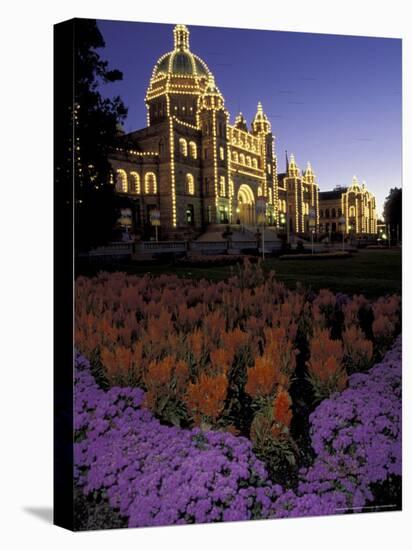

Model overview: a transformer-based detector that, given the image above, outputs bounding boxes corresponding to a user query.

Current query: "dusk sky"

[97,19,402,215]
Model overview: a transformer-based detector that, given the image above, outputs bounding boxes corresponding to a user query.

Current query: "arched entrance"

[236,184,255,225]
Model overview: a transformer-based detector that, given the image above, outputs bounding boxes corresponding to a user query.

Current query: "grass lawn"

[77,248,401,298]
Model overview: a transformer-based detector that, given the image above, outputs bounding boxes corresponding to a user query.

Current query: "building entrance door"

[236,184,255,225]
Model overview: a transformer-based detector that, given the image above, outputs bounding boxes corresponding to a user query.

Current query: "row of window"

[115,169,157,194]
[231,151,259,169]
[231,139,258,152]
[178,138,197,159]
[320,207,344,219]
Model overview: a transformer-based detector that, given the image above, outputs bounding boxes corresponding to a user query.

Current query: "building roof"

[319,188,347,200]
[152,25,210,79]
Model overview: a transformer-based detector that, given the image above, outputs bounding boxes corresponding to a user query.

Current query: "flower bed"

[74,337,401,527]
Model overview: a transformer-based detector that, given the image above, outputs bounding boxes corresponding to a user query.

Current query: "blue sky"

[96,19,402,215]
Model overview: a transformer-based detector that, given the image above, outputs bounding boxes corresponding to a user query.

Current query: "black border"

[53,18,75,531]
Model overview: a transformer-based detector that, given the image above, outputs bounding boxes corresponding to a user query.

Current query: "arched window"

[239,153,245,165]
[305,203,309,215]
[252,158,258,169]
[186,173,195,195]
[233,151,238,163]
[320,209,324,218]
[115,169,128,193]
[283,200,287,212]
[349,206,356,217]
[144,172,157,194]
[331,208,336,218]
[338,208,342,217]
[257,186,262,197]
[325,209,330,218]
[219,176,226,197]
[179,138,187,157]
[219,146,225,160]
[129,171,141,194]
[189,141,197,159]
[246,156,251,167]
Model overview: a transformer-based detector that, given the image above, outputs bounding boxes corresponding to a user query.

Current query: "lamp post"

[309,207,316,254]
[339,216,346,252]
[256,196,267,260]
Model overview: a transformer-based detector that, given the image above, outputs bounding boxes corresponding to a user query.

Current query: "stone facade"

[319,177,378,235]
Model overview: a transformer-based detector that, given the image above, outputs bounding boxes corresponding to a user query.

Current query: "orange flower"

[342,325,373,370]
[184,372,228,425]
[306,329,347,399]
[209,348,234,375]
[272,389,292,429]
[245,355,277,398]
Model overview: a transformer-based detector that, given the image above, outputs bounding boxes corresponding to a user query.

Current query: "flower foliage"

[75,267,400,433]
[75,336,401,525]
[74,353,277,527]
[272,336,402,517]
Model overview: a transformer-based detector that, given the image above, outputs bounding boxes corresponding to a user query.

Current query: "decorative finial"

[173,24,190,50]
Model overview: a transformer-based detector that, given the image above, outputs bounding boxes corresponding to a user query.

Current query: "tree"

[383,188,402,242]
[56,19,128,253]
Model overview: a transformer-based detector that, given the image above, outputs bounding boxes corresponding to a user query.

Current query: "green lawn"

[78,248,401,298]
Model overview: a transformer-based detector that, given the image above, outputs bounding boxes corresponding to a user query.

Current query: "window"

[204,148,208,160]
[233,151,238,163]
[144,172,157,194]
[252,158,258,169]
[219,146,225,160]
[186,173,195,195]
[325,209,330,218]
[158,139,165,156]
[239,153,245,165]
[189,141,197,159]
[320,209,324,218]
[129,171,140,194]
[229,179,234,197]
[246,156,251,167]
[349,206,356,217]
[179,138,187,157]
[268,188,273,203]
[257,186,262,197]
[331,208,336,218]
[219,176,226,197]
[267,164,271,174]
[115,169,128,193]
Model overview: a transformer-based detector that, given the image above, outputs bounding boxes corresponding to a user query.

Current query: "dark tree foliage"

[68,19,128,252]
[383,187,402,242]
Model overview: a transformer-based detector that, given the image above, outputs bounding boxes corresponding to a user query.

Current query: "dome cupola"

[146,24,219,125]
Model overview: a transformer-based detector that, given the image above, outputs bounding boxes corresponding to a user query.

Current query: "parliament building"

[109,24,377,239]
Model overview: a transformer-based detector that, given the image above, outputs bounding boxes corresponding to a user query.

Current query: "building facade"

[319,177,378,235]
[109,24,377,239]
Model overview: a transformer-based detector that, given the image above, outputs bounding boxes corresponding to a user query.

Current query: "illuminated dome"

[150,25,211,80]
[146,24,220,125]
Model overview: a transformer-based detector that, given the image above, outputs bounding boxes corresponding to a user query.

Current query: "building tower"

[303,161,320,231]
[251,102,278,224]
[199,75,230,224]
